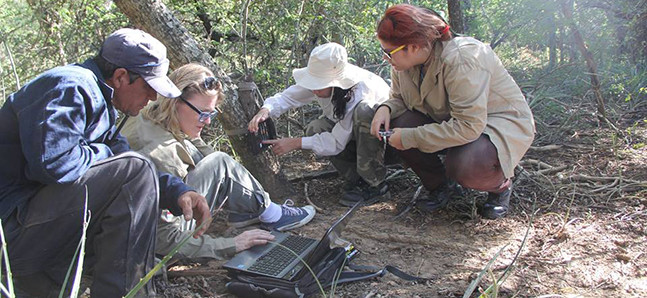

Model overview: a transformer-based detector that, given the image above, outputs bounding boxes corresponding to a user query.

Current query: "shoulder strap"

[331,263,428,285]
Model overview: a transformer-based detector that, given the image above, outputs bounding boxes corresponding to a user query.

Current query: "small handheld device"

[378,129,393,156]
[249,118,277,155]
[378,129,394,139]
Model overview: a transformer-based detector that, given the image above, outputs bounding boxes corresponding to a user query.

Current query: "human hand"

[248,108,270,133]
[388,128,404,150]
[262,138,301,155]
[370,106,391,140]
[234,229,275,252]
[177,191,213,238]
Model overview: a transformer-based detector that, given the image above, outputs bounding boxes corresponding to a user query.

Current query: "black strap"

[331,263,428,285]
[110,115,129,142]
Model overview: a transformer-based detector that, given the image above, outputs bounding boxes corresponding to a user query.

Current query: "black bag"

[226,247,426,298]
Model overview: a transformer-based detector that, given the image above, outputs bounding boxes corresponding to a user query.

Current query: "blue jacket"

[0,59,191,220]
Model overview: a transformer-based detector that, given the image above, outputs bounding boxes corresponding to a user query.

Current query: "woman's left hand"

[388,129,405,150]
[262,138,302,155]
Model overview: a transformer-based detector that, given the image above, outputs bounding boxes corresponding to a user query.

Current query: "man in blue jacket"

[0,28,212,297]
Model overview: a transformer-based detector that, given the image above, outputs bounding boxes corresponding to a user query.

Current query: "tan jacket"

[383,36,535,178]
[121,116,237,259]
[122,116,215,179]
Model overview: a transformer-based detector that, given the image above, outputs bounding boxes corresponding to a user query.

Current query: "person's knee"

[390,113,410,129]
[116,152,157,183]
[353,103,375,125]
[203,151,234,167]
[391,110,434,129]
[446,151,501,190]
[445,157,471,186]
[305,120,327,136]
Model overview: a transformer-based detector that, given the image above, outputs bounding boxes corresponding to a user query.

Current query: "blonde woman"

[122,63,315,261]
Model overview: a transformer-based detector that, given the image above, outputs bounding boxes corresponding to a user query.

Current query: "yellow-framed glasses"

[382,44,406,60]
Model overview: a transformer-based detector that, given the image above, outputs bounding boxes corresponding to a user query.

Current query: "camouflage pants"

[305,102,386,187]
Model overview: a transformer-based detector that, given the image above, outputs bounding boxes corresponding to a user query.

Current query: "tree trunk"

[114,0,294,199]
[463,0,473,33]
[560,0,607,120]
[447,0,465,34]
[548,13,557,71]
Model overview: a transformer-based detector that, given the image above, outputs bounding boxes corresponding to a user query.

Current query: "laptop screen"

[300,201,361,268]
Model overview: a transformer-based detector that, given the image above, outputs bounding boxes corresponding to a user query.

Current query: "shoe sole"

[228,217,261,228]
[275,206,316,232]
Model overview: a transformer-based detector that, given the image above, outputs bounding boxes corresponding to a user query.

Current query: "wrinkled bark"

[114,0,294,199]
[447,0,465,34]
[560,0,607,120]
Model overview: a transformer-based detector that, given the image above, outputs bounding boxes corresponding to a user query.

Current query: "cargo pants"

[4,152,159,298]
[155,152,273,260]
[305,101,387,187]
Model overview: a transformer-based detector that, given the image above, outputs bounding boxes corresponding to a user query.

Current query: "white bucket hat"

[292,42,363,90]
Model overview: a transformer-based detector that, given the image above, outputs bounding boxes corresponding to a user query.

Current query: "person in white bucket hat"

[249,42,391,206]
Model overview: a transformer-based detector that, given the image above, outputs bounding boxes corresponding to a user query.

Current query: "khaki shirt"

[122,116,237,258]
[383,37,535,178]
[122,116,214,180]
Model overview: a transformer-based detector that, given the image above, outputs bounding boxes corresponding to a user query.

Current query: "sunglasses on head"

[202,76,219,90]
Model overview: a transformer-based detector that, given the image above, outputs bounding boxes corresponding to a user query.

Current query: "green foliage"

[0,0,127,99]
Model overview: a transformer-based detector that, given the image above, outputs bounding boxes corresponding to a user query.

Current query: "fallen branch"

[519,159,554,170]
[590,178,619,193]
[564,174,643,184]
[304,182,323,213]
[167,268,228,277]
[286,169,338,182]
[537,165,568,176]
[529,145,562,152]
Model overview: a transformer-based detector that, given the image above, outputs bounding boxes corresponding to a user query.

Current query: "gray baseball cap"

[101,28,181,98]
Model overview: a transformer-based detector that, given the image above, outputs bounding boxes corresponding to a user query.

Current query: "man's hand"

[177,191,212,238]
[370,106,391,140]
[248,108,270,133]
[388,128,405,150]
[262,138,301,155]
[234,229,275,252]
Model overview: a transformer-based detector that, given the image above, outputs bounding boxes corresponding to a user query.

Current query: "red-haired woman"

[371,4,535,219]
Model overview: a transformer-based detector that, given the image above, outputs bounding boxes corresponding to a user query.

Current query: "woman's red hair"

[377,4,451,47]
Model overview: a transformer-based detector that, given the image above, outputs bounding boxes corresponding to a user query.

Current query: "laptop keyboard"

[248,235,317,276]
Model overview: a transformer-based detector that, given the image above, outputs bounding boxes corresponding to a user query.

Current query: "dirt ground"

[155,111,646,297]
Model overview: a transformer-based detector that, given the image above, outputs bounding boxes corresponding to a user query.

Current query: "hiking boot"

[228,213,261,228]
[261,200,316,232]
[479,184,512,219]
[415,183,451,212]
[339,181,391,207]
[342,179,363,191]
[415,180,464,212]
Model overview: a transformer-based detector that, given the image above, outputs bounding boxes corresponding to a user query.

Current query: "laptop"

[223,201,361,281]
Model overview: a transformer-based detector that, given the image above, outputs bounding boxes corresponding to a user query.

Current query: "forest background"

[0,0,646,297]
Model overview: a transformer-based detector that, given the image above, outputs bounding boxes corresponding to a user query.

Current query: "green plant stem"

[462,243,509,298]
[330,253,349,297]
[478,200,537,297]
[266,240,327,297]
[124,219,209,298]
[0,219,14,297]
[59,185,91,298]
[71,188,91,297]
[125,196,229,298]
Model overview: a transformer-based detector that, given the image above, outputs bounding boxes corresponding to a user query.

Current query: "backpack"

[225,246,426,298]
